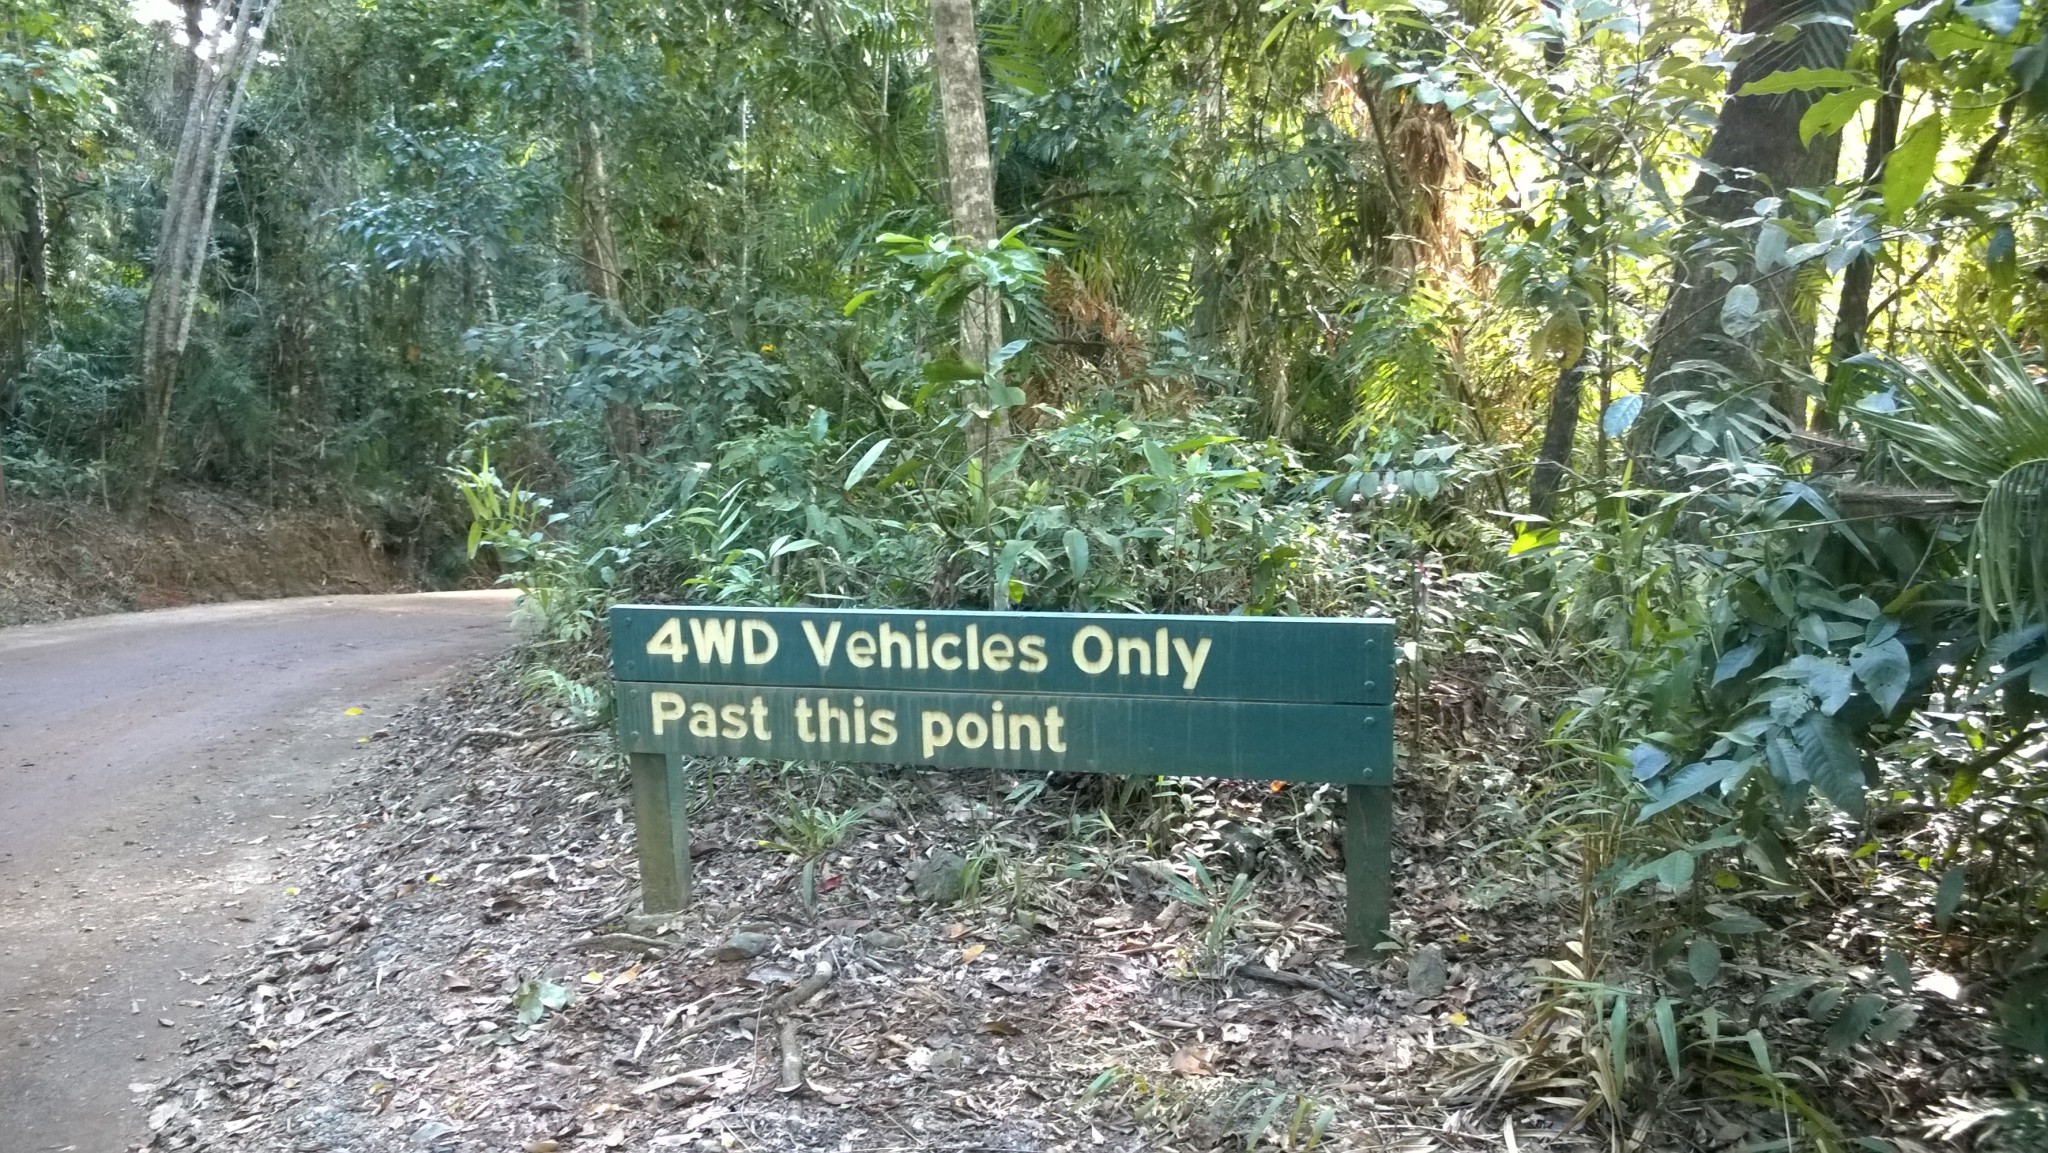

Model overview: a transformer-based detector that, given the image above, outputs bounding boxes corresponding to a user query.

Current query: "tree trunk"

[563,0,638,466]
[1529,343,1588,520]
[1631,0,1856,460]
[928,0,1006,609]
[134,0,276,515]
[929,0,1001,372]
[1817,33,1901,429]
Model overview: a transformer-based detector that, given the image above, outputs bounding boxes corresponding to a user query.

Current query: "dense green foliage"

[7,0,2048,1144]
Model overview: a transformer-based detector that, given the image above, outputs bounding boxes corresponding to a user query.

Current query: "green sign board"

[610,605,1398,957]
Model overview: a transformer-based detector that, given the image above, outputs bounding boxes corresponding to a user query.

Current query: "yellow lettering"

[991,700,1006,749]
[801,620,841,667]
[845,631,877,669]
[689,617,737,664]
[1155,627,1169,676]
[877,622,913,669]
[750,696,771,739]
[932,633,963,671]
[870,708,898,746]
[795,699,816,742]
[921,710,953,758]
[1073,626,1112,674]
[719,703,749,739]
[1172,636,1213,691]
[1007,711,1042,751]
[1018,635,1048,673]
[817,697,852,742]
[1117,635,1152,676]
[983,632,1014,672]
[956,712,989,750]
[650,691,686,735]
[967,624,981,671]
[645,618,688,662]
[741,619,779,665]
[1045,705,1067,752]
[688,702,719,738]
[915,621,930,669]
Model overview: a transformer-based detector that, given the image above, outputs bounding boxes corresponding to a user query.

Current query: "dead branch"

[1235,963,1360,1007]
[776,1019,804,1093]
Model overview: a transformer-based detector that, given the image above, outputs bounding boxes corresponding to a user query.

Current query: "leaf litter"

[133,660,2012,1151]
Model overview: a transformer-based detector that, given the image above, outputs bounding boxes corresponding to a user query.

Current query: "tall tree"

[1631,0,1858,459]
[563,0,637,467]
[134,0,277,512]
[928,0,1001,377]
[928,0,1006,610]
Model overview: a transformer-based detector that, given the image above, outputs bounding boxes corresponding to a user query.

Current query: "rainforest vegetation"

[5,0,2048,1145]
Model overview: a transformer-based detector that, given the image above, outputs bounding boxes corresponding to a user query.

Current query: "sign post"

[610,606,1397,958]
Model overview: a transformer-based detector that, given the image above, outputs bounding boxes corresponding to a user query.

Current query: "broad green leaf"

[1141,440,1174,477]
[1957,0,2021,36]
[1775,655,1853,714]
[843,437,892,489]
[1737,67,1860,96]
[1866,1002,1918,1044]
[1610,847,1697,894]
[1849,636,1910,713]
[1935,864,1968,928]
[841,288,876,316]
[1654,996,1682,1077]
[1720,283,1763,337]
[1639,760,1746,819]
[1063,529,1090,581]
[1628,743,1671,781]
[1754,219,1790,272]
[1688,936,1722,987]
[1883,948,1914,991]
[1601,393,1644,437]
[1882,114,1944,223]
[1800,86,1878,145]
[1794,711,1866,818]
[1825,994,1888,1055]
[1713,640,1763,685]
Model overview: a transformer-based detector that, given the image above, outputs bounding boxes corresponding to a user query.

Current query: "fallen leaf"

[1169,1046,1213,1076]
[944,922,971,941]
[1449,1011,1469,1027]
[959,943,986,965]
[344,707,365,716]
[982,1019,1022,1036]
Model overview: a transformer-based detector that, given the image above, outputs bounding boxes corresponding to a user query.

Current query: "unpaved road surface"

[0,592,515,1151]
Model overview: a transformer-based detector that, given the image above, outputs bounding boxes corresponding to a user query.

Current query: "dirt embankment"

[0,489,415,627]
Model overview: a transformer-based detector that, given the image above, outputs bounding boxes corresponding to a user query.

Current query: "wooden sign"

[610,605,1398,957]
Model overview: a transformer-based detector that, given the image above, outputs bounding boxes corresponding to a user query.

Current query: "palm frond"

[1856,345,2048,491]
[1977,460,2048,628]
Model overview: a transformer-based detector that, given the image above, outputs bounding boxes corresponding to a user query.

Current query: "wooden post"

[630,752,692,913]
[1344,783,1392,963]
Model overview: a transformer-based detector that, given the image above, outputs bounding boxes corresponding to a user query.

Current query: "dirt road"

[0,592,516,1151]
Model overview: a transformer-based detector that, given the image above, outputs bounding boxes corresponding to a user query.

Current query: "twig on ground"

[1235,962,1360,1007]
[579,932,675,955]
[445,720,604,760]
[777,1019,804,1092]
[673,959,836,1040]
